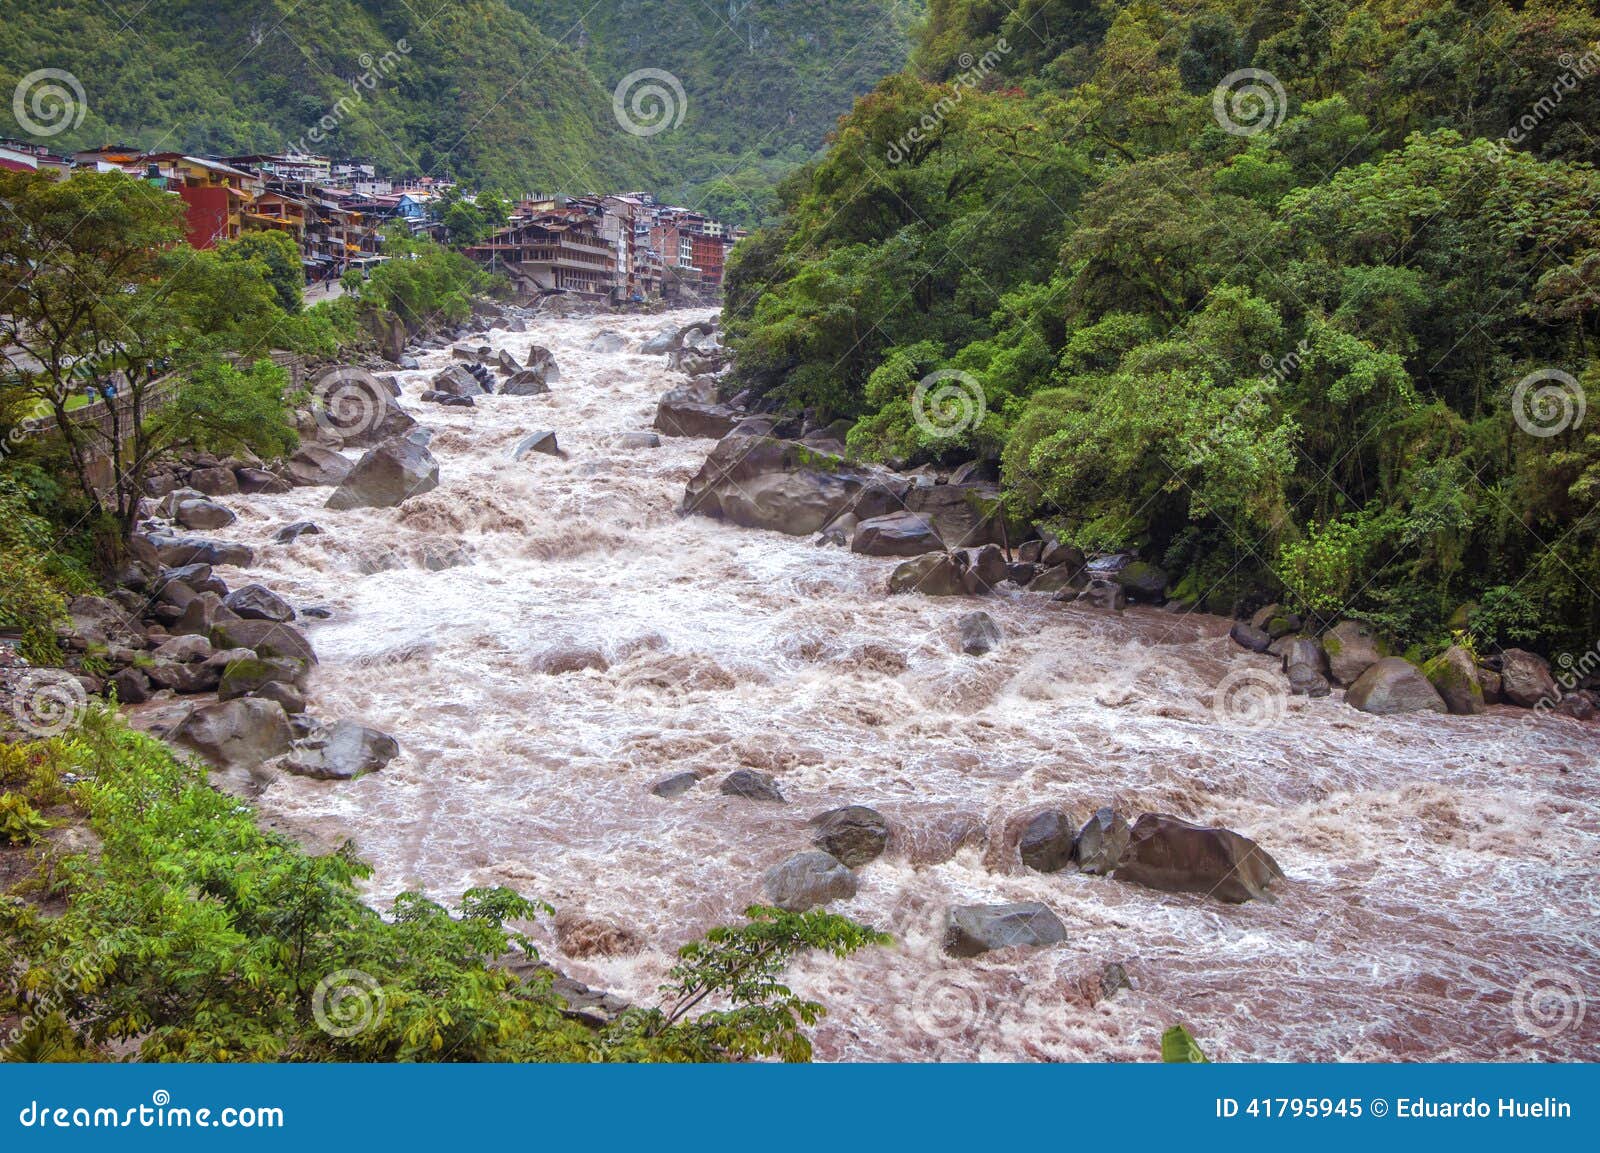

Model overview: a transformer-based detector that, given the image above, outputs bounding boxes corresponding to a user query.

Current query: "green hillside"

[0,0,914,217]
[726,0,1600,653]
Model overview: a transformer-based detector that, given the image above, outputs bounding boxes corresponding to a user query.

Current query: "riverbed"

[204,309,1599,1061]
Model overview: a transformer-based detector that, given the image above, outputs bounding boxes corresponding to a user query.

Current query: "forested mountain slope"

[0,0,913,215]
[726,0,1600,652]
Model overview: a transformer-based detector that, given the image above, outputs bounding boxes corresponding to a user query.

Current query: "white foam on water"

[200,309,1600,1062]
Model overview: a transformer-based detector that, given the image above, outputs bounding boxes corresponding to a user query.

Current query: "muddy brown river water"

[198,309,1598,1061]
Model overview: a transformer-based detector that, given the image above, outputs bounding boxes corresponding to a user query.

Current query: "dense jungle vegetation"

[725,0,1600,654]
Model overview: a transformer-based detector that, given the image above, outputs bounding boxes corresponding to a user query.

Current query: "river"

[205,309,1599,1061]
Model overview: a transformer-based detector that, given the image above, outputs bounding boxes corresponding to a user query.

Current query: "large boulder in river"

[284,445,353,487]
[1018,809,1076,873]
[173,497,235,531]
[1499,648,1559,708]
[339,398,418,450]
[430,364,486,398]
[852,511,944,556]
[655,385,741,439]
[1424,645,1486,715]
[887,552,966,596]
[588,329,628,354]
[512,431,564,461]
[810,805,889,867]
[524,345,560,382]
[1112,813,1284,903]
[170,698,292,769]
[958,610,1003,656]
[187,466,240,497]
[944,902,1068,957]
[683,435,904,536]
[762,851,858,912]
[1073,807,1131,875]
[1345,657,1447,715]
[719,769,785,803]
[284,721,399,781]
[325,440,439,510]
[900,481,1013,549]
[501,370,552,397]
[1322,619,1385,685]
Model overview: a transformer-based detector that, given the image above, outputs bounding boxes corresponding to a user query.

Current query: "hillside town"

[0,140,745,303]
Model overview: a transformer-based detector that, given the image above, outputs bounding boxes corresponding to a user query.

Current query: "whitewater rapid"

[206,310,1598,1061]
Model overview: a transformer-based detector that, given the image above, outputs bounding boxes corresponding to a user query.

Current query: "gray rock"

[512,431,566,461]
[1250,604,1303,638]
[217,655,309,699]
[1499,649,1559,708]
[944,902,1068,957]
[719,769,784,803]
[853,512,944,557]
[236,467,292,495]
[173,497,236,531]
[251,681,306,715]
[272,521,323,544]
[284,721,399,781]
[501,371,552,396]
[209,618,317,665]
[284,445,353,487]
[1019,809,1076,873]
[1065,578,1127,611]
[682,435,904,536]
[153,536,254,568]
[187,466,239,497]
[170,698,292,769]
[171,592,240,638]
[614,431,661,449]
[1073,807,1131,875]
[958,610,1003,656]
[431,365,486,397]
[810,805,889,867]
[649,771,700,799]
[1323,620,1385,685]
[325,440,439,510]
[1113,561,1168,603]
[654,388,739,438]
[1424,645,1486,715]
[1345,657,1448,715]
[762,850,858,912]
[887,552,966,597]
[109,666,151,704]
[588,330,628,354]
[153,634,214,663]
[1230,622,1272,652]
[223,584,296,623]
[1112,813,1284,904]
